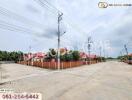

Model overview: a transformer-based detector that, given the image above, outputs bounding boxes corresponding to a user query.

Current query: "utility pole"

[28,46,32,65]
[57,12,63,70]
[124,44,128,55]
[103,47,105,58]
[99,46,102,62]
[87,37,93,64]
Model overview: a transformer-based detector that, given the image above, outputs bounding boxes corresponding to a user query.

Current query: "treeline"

[0,49,106,62]
[0,51,23,62]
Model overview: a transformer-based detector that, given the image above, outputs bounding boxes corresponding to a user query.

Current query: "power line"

[41,0,88,36]
[0,1,80,57]
[0,20,34,34]
[34,0,58,16]
[0,19,63,40]
[41,0,61,13]
[0,6,44,29]
[0,0,90,38]
[34,0,88,37]
[0,20,59,52]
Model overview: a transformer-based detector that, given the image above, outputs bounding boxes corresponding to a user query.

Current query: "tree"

[45,49,81,62]
[65,53,73,61]
[72,51,80,61]
[60,53,73,61]
[0,50,24,62]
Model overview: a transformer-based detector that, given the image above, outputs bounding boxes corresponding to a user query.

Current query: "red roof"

[23,52,45,60]
[128,53,132,56]
[80,52,87,58]
[34,52,45,58]
[86,54,96,59]
[80,52,97,59]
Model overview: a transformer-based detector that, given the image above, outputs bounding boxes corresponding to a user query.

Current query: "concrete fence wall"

[18,60,98,69]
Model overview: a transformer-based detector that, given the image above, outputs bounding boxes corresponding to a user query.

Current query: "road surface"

[0,61,132,100]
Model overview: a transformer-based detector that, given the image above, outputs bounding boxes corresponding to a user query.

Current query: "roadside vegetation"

[0,49,106,63]
[117,55,132,64]
[0,51,23,62]
[45,49,80,62]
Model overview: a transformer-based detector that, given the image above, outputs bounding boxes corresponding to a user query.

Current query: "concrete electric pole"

[124,44,128,55]
[87,37,93,64]
[57,12,63,70]
[103,48,105,58]
[99,46,102,62]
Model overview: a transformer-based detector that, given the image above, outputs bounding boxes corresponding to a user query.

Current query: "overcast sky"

[0,0,132,57]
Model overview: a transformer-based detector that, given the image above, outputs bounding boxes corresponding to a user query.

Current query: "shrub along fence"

[18,60,99,69]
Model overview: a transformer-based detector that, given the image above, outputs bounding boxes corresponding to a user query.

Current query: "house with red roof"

[80,52,97,61]
[23,52,46,62]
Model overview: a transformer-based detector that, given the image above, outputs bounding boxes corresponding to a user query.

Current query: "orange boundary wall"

[18,60,98,69]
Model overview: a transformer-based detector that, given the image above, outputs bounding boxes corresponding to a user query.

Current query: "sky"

[0,0,132,57]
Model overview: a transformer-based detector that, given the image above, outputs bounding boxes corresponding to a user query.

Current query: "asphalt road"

[0,61,132,100]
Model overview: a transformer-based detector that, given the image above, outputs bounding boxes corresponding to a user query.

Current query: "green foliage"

[101,57,106,62]
[72,51,80,61]
[117,55,128,61]
[60,51,80,61]
[96,57,106,62]
[0,50,23,62]
[128,56,132,60]
[46,49,80,62]
[60,53,73,61]
[65,53,73,61]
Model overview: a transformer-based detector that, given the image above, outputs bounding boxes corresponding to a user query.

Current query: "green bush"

[0,50,23,61]
[60,53,73,61]
[72,51,80,61]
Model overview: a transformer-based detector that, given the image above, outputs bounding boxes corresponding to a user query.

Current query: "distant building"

[23,52,46,62]
[80,52,97,61]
